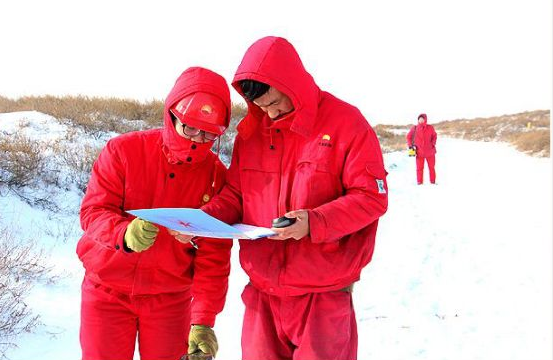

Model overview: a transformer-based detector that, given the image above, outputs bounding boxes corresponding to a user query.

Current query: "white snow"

[1,112,551,360]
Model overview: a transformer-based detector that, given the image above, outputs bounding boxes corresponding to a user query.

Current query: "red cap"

[170,92,228,135]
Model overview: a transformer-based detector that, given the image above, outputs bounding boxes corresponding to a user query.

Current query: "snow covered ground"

[1,112,551,360]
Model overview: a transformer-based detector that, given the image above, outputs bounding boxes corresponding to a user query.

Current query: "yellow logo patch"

[201,104,213,115]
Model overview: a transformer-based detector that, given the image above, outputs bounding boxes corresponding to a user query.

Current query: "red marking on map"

[178,221,192,228]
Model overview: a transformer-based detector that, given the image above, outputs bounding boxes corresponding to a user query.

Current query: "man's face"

[253,86,294,120]
[418,117,425,124]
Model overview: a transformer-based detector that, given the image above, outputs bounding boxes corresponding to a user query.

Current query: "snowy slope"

[1,112,551,360]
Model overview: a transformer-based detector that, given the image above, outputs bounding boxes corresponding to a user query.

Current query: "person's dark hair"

[239,80,270,102]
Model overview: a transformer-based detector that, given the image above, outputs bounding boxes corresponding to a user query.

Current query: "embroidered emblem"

[319,133,333,147]
[201,104,213,115]
[376,179,386,194]
[202,194,211,203]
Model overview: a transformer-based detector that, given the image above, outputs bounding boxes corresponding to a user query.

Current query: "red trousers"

[416,155,436,184]
[241,284,357,360]
[80,277,191,360]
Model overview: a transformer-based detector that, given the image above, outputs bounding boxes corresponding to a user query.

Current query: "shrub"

[0,223,57,356]
[510,129,550,157]
[54,142,102,193]
[0,134,44,190]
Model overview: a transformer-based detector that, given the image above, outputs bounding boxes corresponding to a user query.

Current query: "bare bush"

[0,224,57,357]
[54,142,102,192]
[0,134,45,189]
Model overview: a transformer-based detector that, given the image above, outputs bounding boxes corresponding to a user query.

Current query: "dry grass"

[374,125,409,153]
[434,110,550,157]
[0,134,44,189]
[0,95,163,137]
[1,95,548,161]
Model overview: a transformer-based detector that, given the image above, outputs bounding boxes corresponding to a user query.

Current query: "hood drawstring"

[211,138,221,195]
[269,129,275,150]
[162,144,181,165]
[200,139,221,206]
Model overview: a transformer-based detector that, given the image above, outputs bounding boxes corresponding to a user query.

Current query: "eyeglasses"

[170,111,219,141]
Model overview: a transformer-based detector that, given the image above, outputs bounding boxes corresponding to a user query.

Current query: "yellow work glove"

[124,218,159,252]
[188,325,218,358]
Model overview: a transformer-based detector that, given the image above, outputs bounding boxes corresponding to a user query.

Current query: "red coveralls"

[77,67,232,360]
[406,114,437,184]
[202,36,389,360]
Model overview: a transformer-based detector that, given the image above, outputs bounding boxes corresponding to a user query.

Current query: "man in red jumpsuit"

[77,67,232,360]
[201,36,389,360]
[406,113,438,184]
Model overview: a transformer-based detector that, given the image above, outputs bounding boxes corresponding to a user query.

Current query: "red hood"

[232,36,320,139]
[418,113,428,125]
[162,67,231,161]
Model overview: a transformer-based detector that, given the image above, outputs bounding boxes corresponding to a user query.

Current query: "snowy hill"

[1,111,552,360]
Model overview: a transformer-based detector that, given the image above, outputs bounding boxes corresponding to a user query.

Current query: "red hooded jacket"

[76,67,232,327]
[202,37,388,297]
[406,113,437,158]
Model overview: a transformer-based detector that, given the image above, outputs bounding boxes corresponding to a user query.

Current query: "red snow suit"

[77,67,232,328]
[406,114,437,158]
[202,37,388,297]
[406,113,437,183]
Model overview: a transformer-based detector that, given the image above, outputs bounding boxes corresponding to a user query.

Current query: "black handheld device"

[272,216,296,228]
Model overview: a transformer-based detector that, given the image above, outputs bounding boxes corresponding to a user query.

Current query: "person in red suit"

[201,36,389,360]
[77,67,232,360]
[406,113,438,184]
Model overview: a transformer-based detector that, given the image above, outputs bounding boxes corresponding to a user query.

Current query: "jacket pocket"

[77,236,138,281]
[292,160,342,209]
[239,150,280,224]
[365,162,388,195]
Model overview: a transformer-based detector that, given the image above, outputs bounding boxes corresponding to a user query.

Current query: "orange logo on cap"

[201,104,213,115]
[322,134,331,141]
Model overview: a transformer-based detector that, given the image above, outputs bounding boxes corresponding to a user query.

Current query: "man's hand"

[168,230,195,244]
[124,218,159,252]
[269,210,309,240]
[188,325,218,357]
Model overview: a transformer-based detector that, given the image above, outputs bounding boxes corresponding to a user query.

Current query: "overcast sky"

[0,0,551,124]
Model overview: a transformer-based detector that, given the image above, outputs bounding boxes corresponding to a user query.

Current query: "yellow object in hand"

[124,218,159,252]
[188,325,218,357]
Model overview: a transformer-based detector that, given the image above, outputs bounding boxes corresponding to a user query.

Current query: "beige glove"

[188,325,218,357]
[124,218,159,252]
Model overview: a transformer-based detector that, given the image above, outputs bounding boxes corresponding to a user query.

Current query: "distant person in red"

[77,67,232,360]
[406,113,437,184]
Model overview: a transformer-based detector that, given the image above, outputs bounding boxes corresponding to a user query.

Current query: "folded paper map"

[127,208,275,240]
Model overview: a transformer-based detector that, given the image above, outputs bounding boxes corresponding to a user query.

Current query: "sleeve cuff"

[191,312,216,328]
